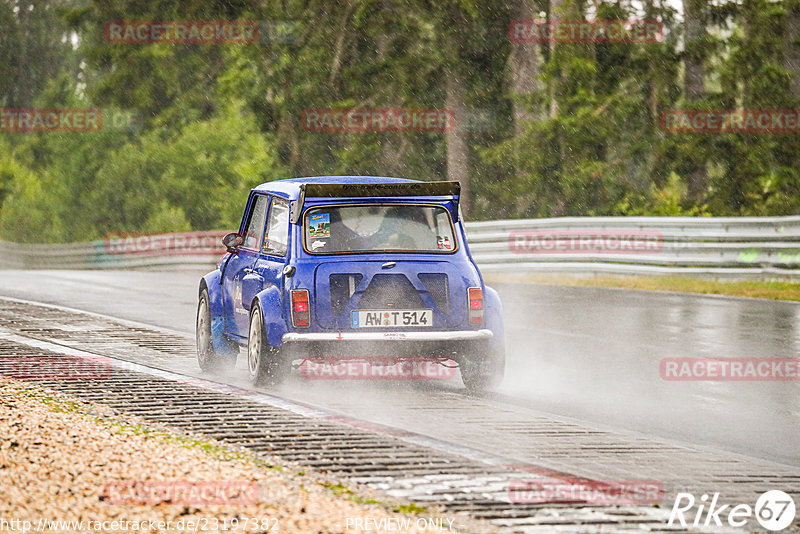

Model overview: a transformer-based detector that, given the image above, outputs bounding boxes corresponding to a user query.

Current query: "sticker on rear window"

[437,236,452,249]
[309,213,331,238]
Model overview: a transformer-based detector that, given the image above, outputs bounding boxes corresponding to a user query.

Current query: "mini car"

[196,176,505,392]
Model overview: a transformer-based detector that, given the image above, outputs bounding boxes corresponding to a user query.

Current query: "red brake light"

[468,287,483,309]
[291,289,310,328]
[467,287,484,324]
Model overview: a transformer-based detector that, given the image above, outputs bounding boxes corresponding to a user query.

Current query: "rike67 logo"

[669,490,796,531]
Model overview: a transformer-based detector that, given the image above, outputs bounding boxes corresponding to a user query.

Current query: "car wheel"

[247,304,289,386]
[460,341,505,393]
[197,288,237,372]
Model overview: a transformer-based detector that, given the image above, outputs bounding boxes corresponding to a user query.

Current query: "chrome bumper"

[281,329,493,343]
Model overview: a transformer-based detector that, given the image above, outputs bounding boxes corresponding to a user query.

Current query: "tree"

[506,0,544,133]
[0,0,73,108]
[3,0,800,245]
[784,0,800,101]
[682,0,709,202]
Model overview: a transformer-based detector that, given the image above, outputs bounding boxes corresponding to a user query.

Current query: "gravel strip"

[0,377,458,534]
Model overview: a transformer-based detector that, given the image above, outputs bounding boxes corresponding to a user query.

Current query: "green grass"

[485,274,800,302]
[8,381,426,516]
[394,503,429,514]
[322,482,381,506]
[9,384,281,469]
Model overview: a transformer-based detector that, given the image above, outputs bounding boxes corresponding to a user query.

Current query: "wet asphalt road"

[0,269,797,466]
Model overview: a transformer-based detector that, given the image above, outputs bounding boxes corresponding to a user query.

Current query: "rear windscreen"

[303,204,456,254]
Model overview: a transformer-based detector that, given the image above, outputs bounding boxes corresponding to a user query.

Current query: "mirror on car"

[222,232,243,253]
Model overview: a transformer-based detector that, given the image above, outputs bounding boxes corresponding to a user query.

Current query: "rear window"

[303,204,456,254]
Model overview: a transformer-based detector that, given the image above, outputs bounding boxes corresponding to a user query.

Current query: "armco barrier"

[0,231,228,271]
[0,218,798,280]
[466,216,800,280]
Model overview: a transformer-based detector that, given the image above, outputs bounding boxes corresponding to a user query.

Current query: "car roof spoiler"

[289,181,461,224]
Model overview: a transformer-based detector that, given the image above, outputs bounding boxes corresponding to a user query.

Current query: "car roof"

[252,176,419,200]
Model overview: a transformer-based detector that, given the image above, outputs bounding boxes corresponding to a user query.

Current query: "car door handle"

[381,262,396,269]
[243,268,262,279]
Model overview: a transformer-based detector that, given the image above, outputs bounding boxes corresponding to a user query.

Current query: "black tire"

[196,288,238,372]
[247,304,289,386]
[460,341,505,393]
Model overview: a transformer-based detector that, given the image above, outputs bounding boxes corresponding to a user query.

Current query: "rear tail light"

[468,287,483,324]
[291,289,310,328]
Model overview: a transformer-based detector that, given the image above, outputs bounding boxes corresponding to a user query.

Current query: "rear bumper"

[281,329,493,343]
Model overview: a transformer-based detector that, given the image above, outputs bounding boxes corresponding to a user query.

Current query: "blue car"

[196,176,505,392]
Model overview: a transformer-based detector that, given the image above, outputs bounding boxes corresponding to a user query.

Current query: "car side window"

[262,197,290,257]
[241,195,269,251]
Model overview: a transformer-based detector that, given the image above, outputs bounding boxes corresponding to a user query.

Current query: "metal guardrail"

[0,218,798,279]
[466,216,800,280]
[0,231,228,271]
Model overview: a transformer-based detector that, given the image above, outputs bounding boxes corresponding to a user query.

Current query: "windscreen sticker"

[311,240,326,250]
[309,213,331,238]
[437,236,452,249]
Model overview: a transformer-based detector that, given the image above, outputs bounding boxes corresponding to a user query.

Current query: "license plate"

[351,309,433,328]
